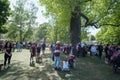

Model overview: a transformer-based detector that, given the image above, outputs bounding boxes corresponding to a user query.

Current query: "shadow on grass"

[0,52,120,80]
[0,60,51,80]
[54,53,120,80]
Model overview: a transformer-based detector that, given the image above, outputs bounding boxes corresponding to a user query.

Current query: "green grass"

[0,49,120,80]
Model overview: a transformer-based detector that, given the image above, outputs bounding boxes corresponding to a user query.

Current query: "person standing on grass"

[104,44,109,64]
[36,43,41,63]
[12,41,16,52]
[97,43,103,59]
[90,44,97,56]
[65,44,69,54]
[4,41,12,69]
[54,41,61,70]
[89,45,93,56]
[41,42,46,55]
[50,44,55,61]
[30,43,37,64]
[16,41,21,52]
[76,43,81,57]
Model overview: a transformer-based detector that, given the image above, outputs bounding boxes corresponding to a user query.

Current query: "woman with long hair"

[4,41,12,69]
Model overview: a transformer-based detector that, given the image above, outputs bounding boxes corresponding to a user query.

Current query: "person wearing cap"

[54,41,61,70]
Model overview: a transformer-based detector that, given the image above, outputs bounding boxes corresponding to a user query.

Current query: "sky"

[9,0,49,24]
[9,0,100,36]
[88,27,100,36]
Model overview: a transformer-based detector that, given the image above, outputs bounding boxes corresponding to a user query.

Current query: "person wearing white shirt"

[62,60,69,71]
[90,45,97,56]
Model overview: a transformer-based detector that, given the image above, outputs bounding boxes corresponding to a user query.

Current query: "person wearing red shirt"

[54,41,61,70]
[65,45,69,54]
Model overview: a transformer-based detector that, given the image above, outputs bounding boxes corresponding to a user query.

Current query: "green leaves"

[40,0,120,44]
[6,0,38,41]
[0,26,8,34]
[0,0,10,33]
[96,26,120,45]
[34,23,49,41]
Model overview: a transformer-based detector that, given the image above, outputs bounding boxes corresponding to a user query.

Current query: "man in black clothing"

[97,43,103,59]
[4,41,12,69]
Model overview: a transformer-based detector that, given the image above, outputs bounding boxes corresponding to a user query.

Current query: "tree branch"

[80,12,89,27]
[100,24,120,27]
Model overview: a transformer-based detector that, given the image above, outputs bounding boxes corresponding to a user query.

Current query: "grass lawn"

[0,49,120,80]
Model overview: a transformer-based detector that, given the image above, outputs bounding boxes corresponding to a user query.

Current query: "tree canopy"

[40,0,120,44]
[2,0,119,46]
[6,0,38,41]
[96,26,120,45]
[40,0,120,27]
[0,0,10,33]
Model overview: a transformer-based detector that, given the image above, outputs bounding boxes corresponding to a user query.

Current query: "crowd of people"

[50,41,75,71]
[50,42,120,71]
[1,40,120,72]
[1,40,46,69]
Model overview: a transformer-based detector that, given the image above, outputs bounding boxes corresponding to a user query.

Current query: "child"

[62,58,69,71]
[68,54,75,68]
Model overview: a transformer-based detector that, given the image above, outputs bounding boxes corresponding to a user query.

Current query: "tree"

[7,0,28,41]
[6,0,38,41]
[40,0,90,55]
[89,35,95,41]
[6,22,19,40]
[34,23,50,41]
[0,0,10,33]
[40,0,120,55]
[81,27,90,42]
[96,26,120,45]
[22,1,38,41]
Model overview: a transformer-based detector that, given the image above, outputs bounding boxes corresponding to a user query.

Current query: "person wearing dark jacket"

[4,41,12,69]
[97,44,103,59]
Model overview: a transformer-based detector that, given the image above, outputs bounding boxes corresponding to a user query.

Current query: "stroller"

[112,55,120,72]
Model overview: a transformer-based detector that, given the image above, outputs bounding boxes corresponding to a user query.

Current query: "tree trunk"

[54,27,58,43]
[70,6,81,56]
